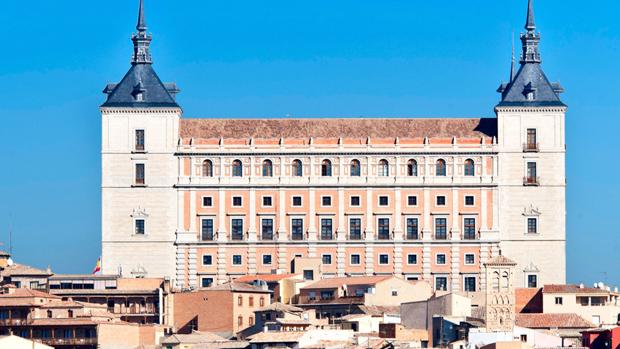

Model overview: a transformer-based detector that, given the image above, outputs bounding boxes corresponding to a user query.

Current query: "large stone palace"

[101,0,566,291]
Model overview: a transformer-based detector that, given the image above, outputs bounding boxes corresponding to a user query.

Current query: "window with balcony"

[350,159,361,176]
[407,159,418,176]
[525,129,538,151]
[135,219,145,235]
[378,159,390,176]
[525,162,538,185]
[135,129,145,151]
[201,219,214,241]
[262,159,273,177]
[463,218,476,240]
[232,160,243,177]
[292,159,303,177]
[231,219,244,241]
[261,219,274,240]
[406,218,419,240]
[464,277,477,292]
[321,219,333,240]
[349,218,362,240]
[291,219,304,240]
[378,218,390,240]
[436,159,447,176]
[435,218,447,240]
[135,163,145,185]
[202,160,213,177]
[464,159,475,176]
[321,159,332,177]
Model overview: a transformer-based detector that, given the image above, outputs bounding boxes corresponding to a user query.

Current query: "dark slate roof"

[101,64,180,108]
[497,63,565,107]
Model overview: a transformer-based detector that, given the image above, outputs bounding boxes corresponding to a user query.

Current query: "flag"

[92,257,101,275]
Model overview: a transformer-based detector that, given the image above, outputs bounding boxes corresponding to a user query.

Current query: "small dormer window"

[135,92,144,102]
[523,82,537,101]
[526,91,535,101]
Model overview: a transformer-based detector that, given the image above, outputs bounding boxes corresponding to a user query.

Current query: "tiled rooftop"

[301,275,393,290]
[543,284,611,295]
[515,313,595,329]
[235,274,299,283]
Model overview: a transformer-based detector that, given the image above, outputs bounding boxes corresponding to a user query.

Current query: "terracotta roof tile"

[543,284,610,294]
[200,282,271,293]
[235,274,299,283]
[1,263,52,277]
[301,275,393,290]
[515,313,595,329]
[484,255,517,266]
[180,118,496,140]
[249,331,306,343]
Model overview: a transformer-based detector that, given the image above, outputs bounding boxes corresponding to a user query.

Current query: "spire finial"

[525,0,536,32]
[137,0,147,32]
[131,0,153,65]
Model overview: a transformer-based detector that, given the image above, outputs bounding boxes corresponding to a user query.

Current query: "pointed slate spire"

[132,0,153,64]
[509,37,516,83]
[525,0,536,32]
[520,0,541,64]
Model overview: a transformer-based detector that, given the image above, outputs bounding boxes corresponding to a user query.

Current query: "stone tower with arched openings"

[484,254,517,331]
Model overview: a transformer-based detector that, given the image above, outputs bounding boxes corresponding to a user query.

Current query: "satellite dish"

[6,258,14,266]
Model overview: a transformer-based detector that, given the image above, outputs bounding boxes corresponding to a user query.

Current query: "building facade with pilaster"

[101,0,566,292]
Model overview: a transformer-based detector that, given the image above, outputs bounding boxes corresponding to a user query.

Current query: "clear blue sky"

[0,0,617,285]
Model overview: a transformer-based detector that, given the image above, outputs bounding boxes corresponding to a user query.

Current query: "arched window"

[321,160,332,177]
[378,159,389,177]
[464,159,475,176]
[501,271,510,291]
[232,160,243,177]
[262,160,273,177]
[350,159,361,176]
[202,160,213,177]
[292,159,303,177]
[436,159,446,176]
[407,159,418,177]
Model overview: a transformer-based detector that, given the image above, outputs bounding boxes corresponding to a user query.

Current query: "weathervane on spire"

[131,0,153,65]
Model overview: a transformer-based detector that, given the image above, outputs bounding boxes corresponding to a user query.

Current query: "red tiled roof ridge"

[515,313,595,329]
[301,275,393,289]
[543,284,611,294]
[235,274,299,283]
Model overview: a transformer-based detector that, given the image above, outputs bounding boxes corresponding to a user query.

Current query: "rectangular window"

[202,255,213,265]
[464,254,475,265]
[201,278,213,288]
[555,297,563,305]
[303,270,314,281]
[435,277,448,291]
[322,254,332,265]
[322,196,332,206]
[379,196,389,206]
[349,218,362,240]
[527,275,538,288]
[527,162,537,181]
[527,128,537,148]
[406,218,419,240]
[261,219,274,240]
[232,196,243,207]
[436,254,446,265]
[291,219,304,240]
[435,218,447,240]
[320,291,334,300]
[464,277,477,292]
[262,196,272,207]
[527,218,538,234]
[465,195,475,206]
[377,218,390,240]
[436,196,446,206]
[321,218,333,240]
[379,254,389,265]
[350,254,361,265]
[135,219,145,235]
[463,218,476,240]
[292,196,302,207]
[407,196,417,206]
[135,164,145,185]
[201,219,214,241]
[135,129,145,151]
[407,254,417,265]
[263,255,272,265]
[350,196,361,207]
[202,196,213,207]
[231,219,244,241]
[232,255,242,265]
